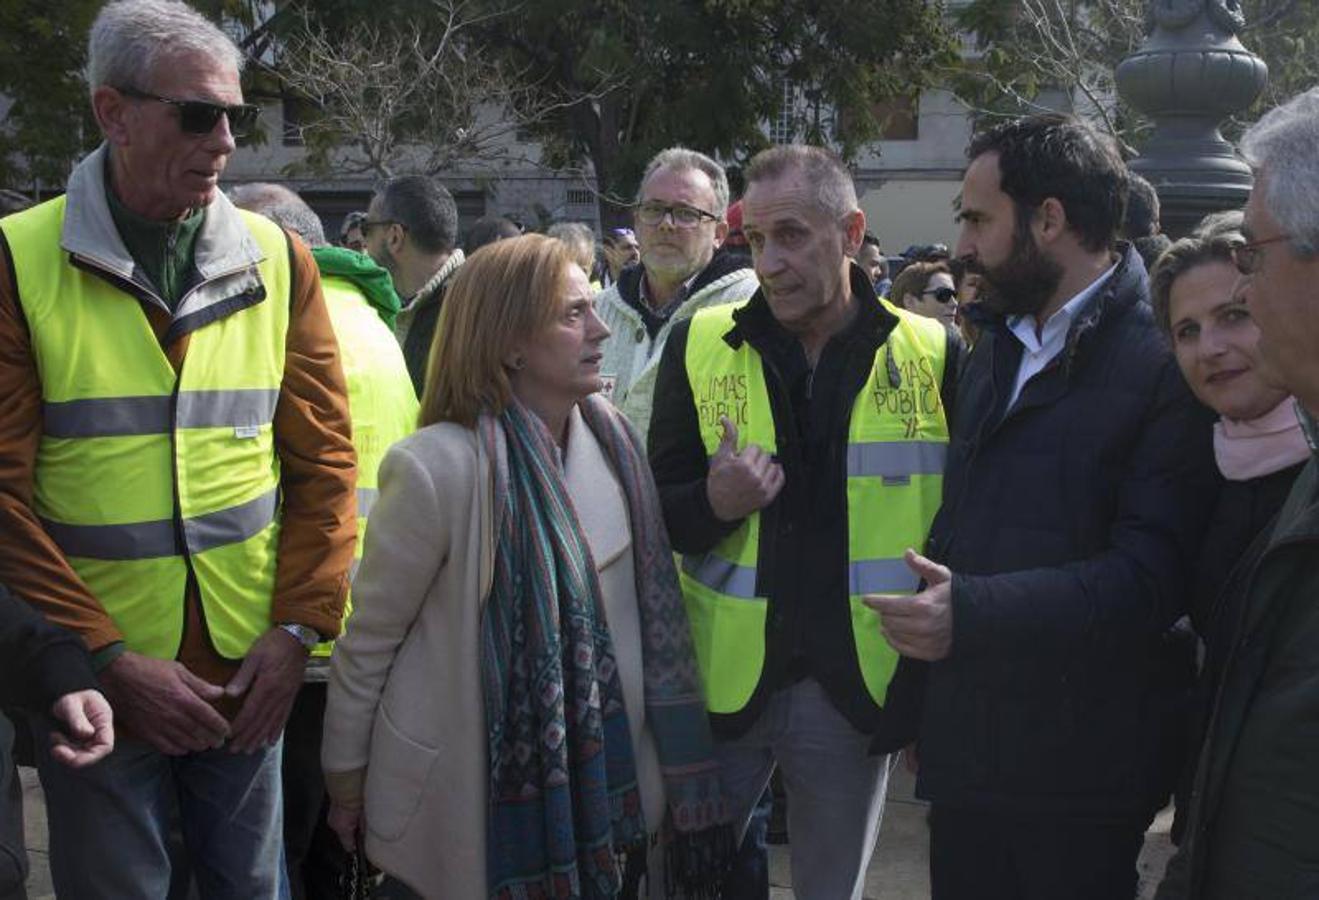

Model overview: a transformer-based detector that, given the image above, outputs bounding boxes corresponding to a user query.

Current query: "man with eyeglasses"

[361,174,463,396]
[595,147,759,440]
[0,2,357,897]
[1157,86,1319,900]
[877,114,1216,900]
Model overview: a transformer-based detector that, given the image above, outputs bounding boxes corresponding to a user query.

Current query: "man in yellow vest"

[649,145,961,899]
[0,2,357,897]
[230,183,418,900]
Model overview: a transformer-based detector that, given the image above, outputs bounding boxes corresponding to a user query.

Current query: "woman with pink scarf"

[1149,209,1310,842]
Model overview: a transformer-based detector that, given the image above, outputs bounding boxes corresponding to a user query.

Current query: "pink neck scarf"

[1214,397,1311,481]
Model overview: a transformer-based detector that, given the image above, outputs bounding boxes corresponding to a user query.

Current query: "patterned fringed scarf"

[480,395,731,899]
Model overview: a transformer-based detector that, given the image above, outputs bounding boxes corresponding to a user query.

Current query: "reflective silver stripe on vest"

[846,441,947,479]
[43,389,280,438]
[849,558,921,595]
[356,487,378,520]
[43,396,171,438]
[41,487,279,560]
[183,488,280,554]
[681,554,759,600]
[40,515,179,560]
[684,554,919,598]
[175,389,279,429]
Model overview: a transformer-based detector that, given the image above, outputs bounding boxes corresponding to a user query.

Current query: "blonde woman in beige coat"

[321,235,730,899]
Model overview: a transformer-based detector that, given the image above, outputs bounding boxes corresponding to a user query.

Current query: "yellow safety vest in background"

[681,299,949,714]
[313,275,418,656]
[1,197,290,661]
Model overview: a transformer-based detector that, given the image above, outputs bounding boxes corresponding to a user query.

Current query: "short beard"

[967,215,1064,318]
[370,243,400,287]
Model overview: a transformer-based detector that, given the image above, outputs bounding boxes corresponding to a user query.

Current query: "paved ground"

[767,765,1176,899]
[18,764,1175,898]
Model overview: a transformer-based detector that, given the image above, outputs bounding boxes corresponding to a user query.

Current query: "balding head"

[229,183,327,248]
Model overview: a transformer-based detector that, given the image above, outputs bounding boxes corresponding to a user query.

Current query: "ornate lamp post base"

[1116,1,1268,237]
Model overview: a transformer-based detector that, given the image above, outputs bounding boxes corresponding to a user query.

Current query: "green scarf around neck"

[311,246,402,330]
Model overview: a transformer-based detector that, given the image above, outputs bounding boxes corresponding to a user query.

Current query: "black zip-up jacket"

[0,582,98,712]
[649,264,961,742]
[916,243,1219,820]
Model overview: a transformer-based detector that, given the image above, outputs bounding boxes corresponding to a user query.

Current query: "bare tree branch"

[274,0,620,180]
[948,0,1146,150]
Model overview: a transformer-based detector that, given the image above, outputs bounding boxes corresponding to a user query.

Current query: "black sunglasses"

[118,86,261,138]
[922,286,957,304]
[360,219,406,234]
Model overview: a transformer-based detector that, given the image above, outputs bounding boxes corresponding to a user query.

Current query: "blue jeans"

[715,679,890,900]
[32,720,289,900]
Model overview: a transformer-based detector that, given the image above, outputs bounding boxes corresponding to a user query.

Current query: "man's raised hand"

[705,415,785,522]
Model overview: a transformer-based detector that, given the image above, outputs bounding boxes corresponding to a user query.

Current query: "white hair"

[229,183,328,248]
[1240,86,1319,256]
[637,147,731,217]
[545,221,596,271]
[88,0,244,96]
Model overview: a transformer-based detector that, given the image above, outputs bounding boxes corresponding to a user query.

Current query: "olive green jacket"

[1158,412,1319,899]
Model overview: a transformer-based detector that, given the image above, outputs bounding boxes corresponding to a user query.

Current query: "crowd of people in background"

[2,2,1319,900]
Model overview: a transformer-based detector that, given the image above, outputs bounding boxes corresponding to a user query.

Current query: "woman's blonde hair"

[418,234,573,427]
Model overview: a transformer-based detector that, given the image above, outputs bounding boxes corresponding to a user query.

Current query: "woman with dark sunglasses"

[888,260,958,326]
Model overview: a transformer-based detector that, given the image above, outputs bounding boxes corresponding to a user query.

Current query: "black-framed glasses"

[118,86,260,138]
[634,202,718,229]
[923,286,958,304]
[360,219,406,234]
[1231,233,1291,275]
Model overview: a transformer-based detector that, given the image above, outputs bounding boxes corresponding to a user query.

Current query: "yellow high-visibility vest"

[1,196,291,660]
[313,275,418,657]
[681,299,949,713]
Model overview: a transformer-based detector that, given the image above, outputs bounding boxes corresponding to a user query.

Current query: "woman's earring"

[511,356,525,370]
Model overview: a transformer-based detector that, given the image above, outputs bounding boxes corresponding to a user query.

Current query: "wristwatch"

[278,622,319,652]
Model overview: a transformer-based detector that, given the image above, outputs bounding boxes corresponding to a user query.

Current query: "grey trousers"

[715,679,890,900]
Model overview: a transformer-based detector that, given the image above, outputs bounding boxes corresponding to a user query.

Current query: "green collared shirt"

[105,182,204,312]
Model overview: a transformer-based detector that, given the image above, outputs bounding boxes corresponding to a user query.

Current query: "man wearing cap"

[601,226,641,287]
[0,2,356,896]
[596,147,759,439]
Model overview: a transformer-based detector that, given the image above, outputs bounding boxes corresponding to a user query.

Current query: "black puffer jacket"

[0,582,97,712]
[915,243,1219,820]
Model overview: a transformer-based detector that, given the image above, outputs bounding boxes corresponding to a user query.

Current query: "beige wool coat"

[322,409,666,899]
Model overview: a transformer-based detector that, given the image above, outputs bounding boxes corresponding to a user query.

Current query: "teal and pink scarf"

[479,395,730,899]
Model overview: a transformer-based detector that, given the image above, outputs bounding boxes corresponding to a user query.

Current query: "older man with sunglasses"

[0,2,356,897]
[596,147,759,441]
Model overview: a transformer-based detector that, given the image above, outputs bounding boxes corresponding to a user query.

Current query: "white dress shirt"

[1006,262,1118,408]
